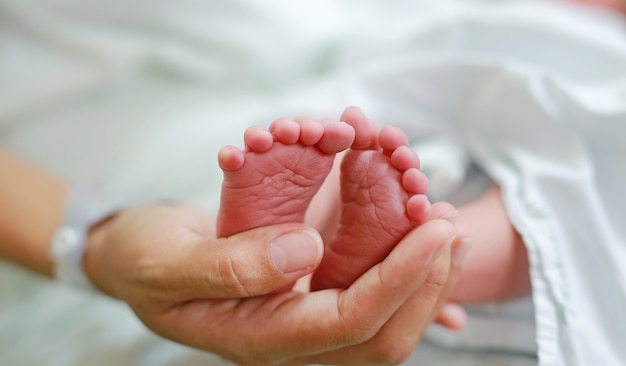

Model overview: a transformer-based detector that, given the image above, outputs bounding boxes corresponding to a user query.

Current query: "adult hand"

[83,204,460,365]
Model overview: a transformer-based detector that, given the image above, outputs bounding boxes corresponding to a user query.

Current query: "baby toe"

[269,118,301,144]
[244,125,273,152]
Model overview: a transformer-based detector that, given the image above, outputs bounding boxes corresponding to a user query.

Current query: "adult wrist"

[82,211,120,295]
[49,184,125,290]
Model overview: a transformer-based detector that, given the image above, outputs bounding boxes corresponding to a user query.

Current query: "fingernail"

[270,229,323,273]
[440,209,458,224]
[432,233,456,262]
[452,237,473,267]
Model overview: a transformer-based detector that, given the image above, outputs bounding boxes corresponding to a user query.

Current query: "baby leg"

[310,107,432,291]
[451,185,531,303]
[217,117,355,238]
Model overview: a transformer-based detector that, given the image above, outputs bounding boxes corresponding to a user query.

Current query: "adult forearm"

[0,150,66,276]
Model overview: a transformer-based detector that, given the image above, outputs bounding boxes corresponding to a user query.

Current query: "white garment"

[1,0,624,365]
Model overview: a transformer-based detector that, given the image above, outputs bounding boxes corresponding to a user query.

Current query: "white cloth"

[1,0,625,365]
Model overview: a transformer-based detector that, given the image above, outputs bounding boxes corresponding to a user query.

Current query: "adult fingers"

[430,201,457,221]
[175,222,324,299]
[290,219,457,365]
[432,235,473,330]
[335,219,456,342]
[265,219,457,359]
[429,201,473,330]
[290,205,462,364]
[146,219,455,365]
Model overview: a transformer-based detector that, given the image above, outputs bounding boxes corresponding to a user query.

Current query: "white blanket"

[1,1,625,365]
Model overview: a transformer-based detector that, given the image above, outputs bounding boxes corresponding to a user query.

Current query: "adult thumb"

[187,223,323,299]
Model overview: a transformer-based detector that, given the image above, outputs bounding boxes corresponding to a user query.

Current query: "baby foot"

[217,117,355,238]
[310,107,432,291]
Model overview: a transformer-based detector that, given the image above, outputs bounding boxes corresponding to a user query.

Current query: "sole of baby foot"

[310,114,431,291]
[216,117,355,238]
